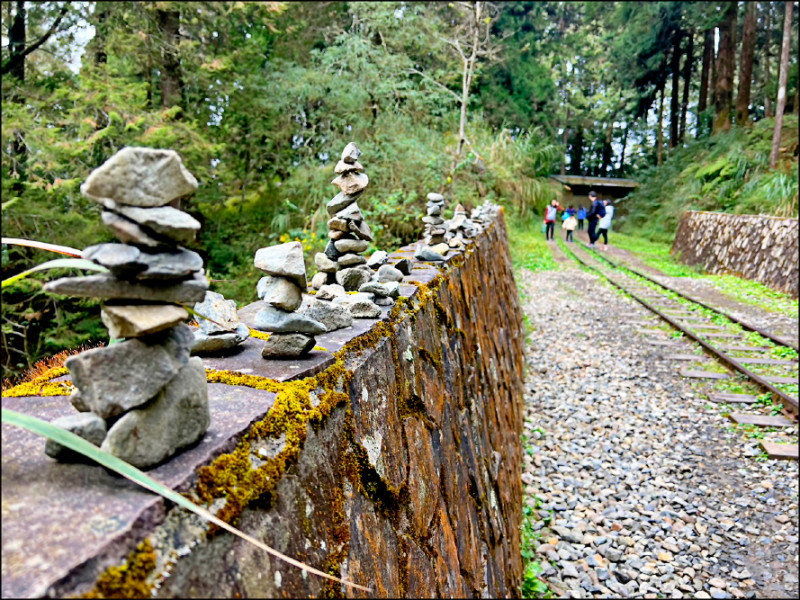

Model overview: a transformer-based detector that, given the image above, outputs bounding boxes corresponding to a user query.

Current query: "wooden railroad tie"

[708,393,757,404]
[679,368,730,380]
[665,354,709,361]
[759,441,799,461]
[727,412,795,427]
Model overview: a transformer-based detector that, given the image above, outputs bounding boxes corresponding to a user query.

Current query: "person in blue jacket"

[576,205,587,230]
[586,191,606,248]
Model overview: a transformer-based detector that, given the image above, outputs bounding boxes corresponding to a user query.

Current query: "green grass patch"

[507,216,557,274]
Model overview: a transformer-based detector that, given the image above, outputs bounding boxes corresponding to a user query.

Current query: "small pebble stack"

[253,241,326,358]
[444,203,478,250]
[414,192,449,261]
[311,142,375,293]
[190,290,250,354]
[43,147,211,469]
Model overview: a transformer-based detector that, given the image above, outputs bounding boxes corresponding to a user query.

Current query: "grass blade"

[2,258,110,289]
[180,303,239,334]
[2,237,82,257]
[1,408,371,594]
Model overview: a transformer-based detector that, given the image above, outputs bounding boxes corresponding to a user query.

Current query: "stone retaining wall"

[671,211,799,297]
[1,209,525,598]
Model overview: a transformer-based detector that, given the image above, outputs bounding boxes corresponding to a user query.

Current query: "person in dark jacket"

[586,191,606,248]
[576,205,587,230]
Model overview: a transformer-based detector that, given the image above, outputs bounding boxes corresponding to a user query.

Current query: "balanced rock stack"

[312,142,375,293]
[42,147,211,469]
[190,291,250,355]
[253,241,326,358]
[444,203,478,250]
[414,192,450,261]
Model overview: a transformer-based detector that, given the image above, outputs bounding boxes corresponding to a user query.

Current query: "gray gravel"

[518,264,799,599]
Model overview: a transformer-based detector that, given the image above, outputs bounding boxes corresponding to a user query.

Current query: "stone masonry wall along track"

[560,243,799,422]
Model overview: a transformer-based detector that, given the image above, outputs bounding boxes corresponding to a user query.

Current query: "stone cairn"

[252,241,326,358]
[42,147,211,469]
[190,290,250,355]
[444,203,479,251]
[414,192,450,261]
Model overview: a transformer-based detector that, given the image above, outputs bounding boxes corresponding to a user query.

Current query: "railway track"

[559,240,799,460]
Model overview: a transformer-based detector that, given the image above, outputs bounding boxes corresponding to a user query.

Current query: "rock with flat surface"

[44,413,108,462]
[334,159,364,174]
[430,243,450,256]
[310,271,329,290]
[314,252,338,273]
[327,192,359,215]
[336,266,373,291]
[81,147,198,208]
[331,172,369,195]
[348,219,374,241]
[426,192,444,202]
[191,323,250,355]
[83,243,145,277]
[43,271,208,302]
[252,305,326,334]
[341,142,362,164]
[336,202,364,223]
[254,241,307,290]
[327,217,349,232]
[101,304,189,339]
[194,291,241,334]
[324,240,342,261]
[101,211,170,248]
[131,248,203,280]
[394,258,412,275]
[316,283,346,300]
[360,281,391,297]
[367,250,389,269]
[261,332,316,358]
[65,324,193,419]
[338,253,367,267]
[333,293,382,318]
[101,357,209,469]
[302,299,353,332]
[334,238,369,253]
[114,205,200,244]
[256,276,302,311]
[414,246,446,262]
[377,264,404,283]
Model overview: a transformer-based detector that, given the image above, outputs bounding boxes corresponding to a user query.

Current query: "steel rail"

[563,243,799,421]
[587,249,799,353]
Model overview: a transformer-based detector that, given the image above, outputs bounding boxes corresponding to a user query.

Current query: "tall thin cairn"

[43,147,211,469]
[414,192,449,261]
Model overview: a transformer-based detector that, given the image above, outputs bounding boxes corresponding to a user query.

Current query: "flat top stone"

[254,241,307,290]
[81,147,198,208]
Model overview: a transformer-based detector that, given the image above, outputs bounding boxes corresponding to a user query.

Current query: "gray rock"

[334,238,369,253]
[336,266,372,291]
[348,219,374,242]
[194,290,240,334]
[426,192,444,202]
[83,243,145,277]
[334,159,363,174]
[377,264,403,283]
[65,324,193,419]
[316,284,346,300]
[331,172,369,195]
[430,242,449,255]
[341,142,362,164]
[336,202,364,223]
[43,271,209,303]
[261,332,316,358]
[256,276,302,311]
[301,299,353,332]
[310,271,329,290]
[394,258,412,275]
[84,243,203,280]
[324,239,342,261]
[333,293,382,318]
[191,323,249,354]
[359,281,390,297]
[422,216,445,225]
[327,216,349,232]
[383,281,401,298]
[314,253,338,274]
[101,211,170,248]
[70,389,89,412]
[101,303,189,339]
[45,413,108,462]
[427,205,442,216]
[252,305,326,334]
[101,357,209,468]
[338,253,367,267]
[374,296,394,306]
[114,205,200,244]
[414,246,446,261]
[367,251,389,269]
[327,192,359,215]
[254,241,307,290]
[81,147,198,208]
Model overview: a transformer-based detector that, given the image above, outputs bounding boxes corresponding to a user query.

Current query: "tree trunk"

[698,28,713,114]
[619,125,629,176]
[92,3,109,65]
[8,0,26,82]
[735,1,757,126]
[601,123,613,176]
[680,30,693,142]
[657,83,665,166]
[157,8,183,110]
[713,2,736,134]
[670,32,681,148]
[769,1,793,168]
[570,127,584,175]
[764,3,772,117]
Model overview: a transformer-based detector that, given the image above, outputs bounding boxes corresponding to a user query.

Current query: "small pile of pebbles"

[43,147,210,469]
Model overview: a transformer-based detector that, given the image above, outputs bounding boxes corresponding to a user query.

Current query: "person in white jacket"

[597,199,614,251]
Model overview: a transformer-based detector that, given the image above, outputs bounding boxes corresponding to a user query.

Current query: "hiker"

[563,211,577,243]
[586,191,606,248]
[543,199,561,241]
[576,205,587,230]
[597,199,615,251]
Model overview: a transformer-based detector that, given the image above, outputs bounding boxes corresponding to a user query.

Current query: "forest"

[2,1,799,380]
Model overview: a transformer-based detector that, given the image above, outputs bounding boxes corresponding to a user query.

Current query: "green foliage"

[520,503,554,598]
[507,215,557,274]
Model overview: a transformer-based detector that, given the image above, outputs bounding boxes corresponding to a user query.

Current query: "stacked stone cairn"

[253,241,326,358]
[42,147,211,469]
[414,192,450,261]
[444,203,479,250]
[190,290,250,355]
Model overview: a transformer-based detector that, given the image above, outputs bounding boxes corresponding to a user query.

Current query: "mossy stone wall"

[672,211,799,297]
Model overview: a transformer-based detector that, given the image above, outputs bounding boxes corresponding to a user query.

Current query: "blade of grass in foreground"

[2,258,109,289]
[1,237,82,257]
[1,408,371,594]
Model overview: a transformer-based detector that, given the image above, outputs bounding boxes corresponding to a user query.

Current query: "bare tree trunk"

[770,1,793,168]
[92,2,110,65]
[619,125,629,176]
[680,30,693,142]
[670,33,681,148]
[601,123,613,176]
[570,127,584,175]
[764,2,773,117]
[735,1,757,126]
[157,8,183,110]
[713,2,737,134]
[657,83,665,166]
[8,1,26,193]
[698,28,713,114]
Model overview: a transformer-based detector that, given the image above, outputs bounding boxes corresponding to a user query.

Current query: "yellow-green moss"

[81,539,156,599]
[247,328,272,341]
[2,366,72,398]
[418,347,444,378]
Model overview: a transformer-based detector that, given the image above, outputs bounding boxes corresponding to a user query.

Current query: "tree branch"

[408,68,461,102]
[1,3,71,76]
